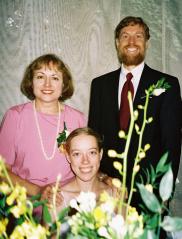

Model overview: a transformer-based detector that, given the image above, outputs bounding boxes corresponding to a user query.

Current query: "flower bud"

[134,165,140,173]
[135,124,140,133]
[145,184,153,193]
[113,161,122,171]
[112,178,122,188]
[139,151,146,159]
[144,144,150,151]
[147,117,153,123]
[138,105,144,109]
[108,150,117,158]
[118,130,125,138]
[134,110,139,120]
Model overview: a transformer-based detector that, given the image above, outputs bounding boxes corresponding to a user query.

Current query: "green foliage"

[155,78,171,90]
[42,204,52,224]
[159,167,173,201]
[161,217,182,231]
[156,152,170,174]
[57,121,67,147]
[57,207,70,221]
[144,214,159,229]
[137,154,182,237]
[137,184,161,213]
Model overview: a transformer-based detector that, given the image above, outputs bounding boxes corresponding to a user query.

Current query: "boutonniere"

[141,78,171,99]
[57,122,70,153]
[151,78,171,96]
[152,88,166,96]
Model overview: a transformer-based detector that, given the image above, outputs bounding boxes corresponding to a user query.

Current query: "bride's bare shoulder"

[61,179,80,195]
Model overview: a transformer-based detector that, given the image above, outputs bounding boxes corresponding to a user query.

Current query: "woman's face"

[67,134,103,182]
[32,63,63,104]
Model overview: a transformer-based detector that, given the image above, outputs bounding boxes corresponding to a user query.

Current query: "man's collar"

[121,62,145,75]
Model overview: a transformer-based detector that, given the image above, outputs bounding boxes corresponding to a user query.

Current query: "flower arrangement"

[0,78,182,239]
[59,191,143,239]
[52,78,182,238]
[0,158,49,238]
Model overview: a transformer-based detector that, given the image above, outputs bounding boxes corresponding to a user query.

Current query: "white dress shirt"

[118,62,145,108]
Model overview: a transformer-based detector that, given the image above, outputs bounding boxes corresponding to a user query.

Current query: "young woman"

[42,127,117,213]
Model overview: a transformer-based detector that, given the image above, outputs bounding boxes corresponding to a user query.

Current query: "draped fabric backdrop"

[0,0,181,229]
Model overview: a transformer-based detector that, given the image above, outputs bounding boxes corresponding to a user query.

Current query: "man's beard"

[117,49,145,66]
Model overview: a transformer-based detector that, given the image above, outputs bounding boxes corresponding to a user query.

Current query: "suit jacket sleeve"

[88,78,101,132]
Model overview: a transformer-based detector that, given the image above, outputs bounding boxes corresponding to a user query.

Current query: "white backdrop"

[0,0,181,219]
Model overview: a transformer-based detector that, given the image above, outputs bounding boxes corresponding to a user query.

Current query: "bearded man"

[88,16,182,213]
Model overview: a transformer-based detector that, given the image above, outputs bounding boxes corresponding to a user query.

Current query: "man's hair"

[115,16,150,40]
[65,127,103,153]
[20,53,74,101]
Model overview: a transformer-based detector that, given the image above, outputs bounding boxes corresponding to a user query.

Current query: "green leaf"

[159,166,173,201]
[139,229,158,239]
[150,166,156,184]
[158,165,170,175]
[57,207,70,222]
[33,200,47,208]
[15,215,25,226]
[145,214,159,229]
[156,152,169,174]
[137,183,161,213]
[57,121,68,146]
[143,168,150,183]
[161,216,182,231]
[146,168,150,180]
[30,193,41,201]
[57,131,66,144]
[42,204,52,224]
[0,196,6,208]
[156,78,165,88]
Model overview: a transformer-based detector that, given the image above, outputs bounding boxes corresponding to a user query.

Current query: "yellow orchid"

[0,218,8,237]
[6,184,27,206]
[10,221,48,239]
[0,181,11,194]
[93,207,107,228]
[10,201,27,218]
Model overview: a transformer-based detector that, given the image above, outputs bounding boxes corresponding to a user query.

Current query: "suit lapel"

[133,64,153,108]
[110,68,121,112]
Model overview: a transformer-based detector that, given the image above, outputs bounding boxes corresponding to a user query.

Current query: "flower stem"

[126,89,150,216]
[157,213,161,238]
[119,92,135,215]
[52,175,61,239]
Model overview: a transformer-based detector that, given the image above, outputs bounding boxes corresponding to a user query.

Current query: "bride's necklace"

[33,100,61,160]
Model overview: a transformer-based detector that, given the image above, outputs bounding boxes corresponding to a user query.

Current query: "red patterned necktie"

[120,72,134,131]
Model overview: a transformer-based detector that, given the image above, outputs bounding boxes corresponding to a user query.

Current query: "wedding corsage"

[57,122,70,153]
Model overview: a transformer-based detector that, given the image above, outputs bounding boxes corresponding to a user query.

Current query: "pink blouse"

[0,102,86,186]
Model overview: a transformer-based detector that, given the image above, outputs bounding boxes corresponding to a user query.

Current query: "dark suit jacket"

[88,64,182,206]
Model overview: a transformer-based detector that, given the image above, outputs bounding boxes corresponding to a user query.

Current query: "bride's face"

[67,134,103,182]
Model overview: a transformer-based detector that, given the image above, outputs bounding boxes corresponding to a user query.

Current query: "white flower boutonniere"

[141,78,171,99]
[152,88,166,96]
[151,78,171,97]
